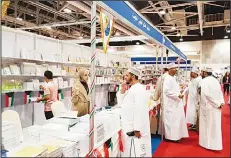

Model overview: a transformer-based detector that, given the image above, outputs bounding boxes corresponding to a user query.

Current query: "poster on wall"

[100,8,114,53]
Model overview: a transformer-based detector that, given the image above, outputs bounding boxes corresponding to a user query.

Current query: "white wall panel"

[202,39,230,64]
[62,42,82,58]
[36,37,58,55]
[2,30,16,57]
[82,46,91,61]
[17,34,34,57]
[174,41,202,55]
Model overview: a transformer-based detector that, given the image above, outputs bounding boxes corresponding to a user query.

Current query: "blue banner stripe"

[137,61,191,65]
[102,1,187,60]
[131,57,191,64]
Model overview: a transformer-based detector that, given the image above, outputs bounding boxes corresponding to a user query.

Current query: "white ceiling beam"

[203,2,225,8]
[2,15,78,39]
[139,1,162,12]
[148,1,166,23]
[145,2,196,11]
[64,35,148,44]
[157,14,197,26]
[166,34,198,36]
[197,1,204,36]
[141,11,198,15]
[163,23,230,32]
[17,20,91,30]
[58,2,69,12]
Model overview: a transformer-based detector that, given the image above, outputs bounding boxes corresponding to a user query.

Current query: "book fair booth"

[2,1,189,157]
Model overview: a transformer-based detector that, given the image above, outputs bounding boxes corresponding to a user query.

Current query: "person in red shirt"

[222,72,230,95]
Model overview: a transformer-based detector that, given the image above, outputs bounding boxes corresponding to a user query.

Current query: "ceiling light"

[136,42,140,45]
[177,33,180,36]
[16,17,22,21]
[171,26,176,30]
[224,36,228,39]
[30,14,34,17]
[226,29,230,33]
[180,38,183,42]
[159,10,166,15]
[45,26,52,30]
[64,8,72,13]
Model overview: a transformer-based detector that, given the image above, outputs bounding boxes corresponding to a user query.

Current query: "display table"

[2,109,123,157]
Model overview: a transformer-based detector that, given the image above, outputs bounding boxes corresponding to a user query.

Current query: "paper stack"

[23,125,42,143]
[2,121,22,150]
[40,131,89,157]
[9,64,21,75]
[23,82,34,91]
[78,114,90,123]
[39,141,63,157]
[69,122,89,134]
[41,123,69,134]
[58,133,89,157]
[45,139,78,157]
[48,116,79,127]
[7,144,48,157]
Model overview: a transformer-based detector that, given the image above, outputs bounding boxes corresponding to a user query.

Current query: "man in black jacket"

[222,72,230,95]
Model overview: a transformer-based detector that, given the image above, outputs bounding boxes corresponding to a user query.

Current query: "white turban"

[191,67,200,74]
[212,71,218,77]
[168,62,178,69]
[202,67,212,72]
[162,64,168,69]
[128,67,140,77]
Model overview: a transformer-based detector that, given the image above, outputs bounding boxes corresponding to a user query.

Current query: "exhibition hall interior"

[1,1,230,157]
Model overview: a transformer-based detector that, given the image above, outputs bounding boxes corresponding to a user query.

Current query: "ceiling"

[131,1,230,42]
[2,1,230,46]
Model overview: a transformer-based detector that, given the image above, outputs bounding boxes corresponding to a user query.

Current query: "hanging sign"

[100,8,114,53]
[1,1,10,18]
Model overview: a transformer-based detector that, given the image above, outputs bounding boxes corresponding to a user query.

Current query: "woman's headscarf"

[78,68,88,81]
[76,68,89,94]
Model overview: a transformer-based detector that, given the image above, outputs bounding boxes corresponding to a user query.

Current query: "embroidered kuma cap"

[191,67,200,74]
[168,62,178,69]
[128,67,141,77]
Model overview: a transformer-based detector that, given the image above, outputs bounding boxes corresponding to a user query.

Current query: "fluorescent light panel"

[64,8,72,13]
[16,17,22,21]
[159,10,166,15]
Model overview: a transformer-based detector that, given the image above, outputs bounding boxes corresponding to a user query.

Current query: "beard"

[126,78,132,84]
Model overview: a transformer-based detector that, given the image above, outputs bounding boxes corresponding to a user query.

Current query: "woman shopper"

[71,68,90,117]
[222,72,230,95]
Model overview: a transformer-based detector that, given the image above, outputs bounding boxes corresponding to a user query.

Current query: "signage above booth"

[99,1,187,61]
